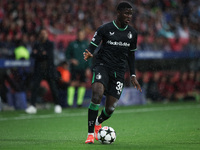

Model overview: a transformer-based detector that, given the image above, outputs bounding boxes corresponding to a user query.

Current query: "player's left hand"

[131,76,142,92]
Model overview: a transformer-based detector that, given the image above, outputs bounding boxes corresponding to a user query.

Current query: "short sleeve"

[90,25,104,47]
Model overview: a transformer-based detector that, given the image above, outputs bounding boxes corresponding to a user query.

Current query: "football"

[97,126,116,144]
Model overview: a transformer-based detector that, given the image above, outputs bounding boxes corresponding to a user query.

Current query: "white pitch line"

[0,104,200,122]
[114,104,200,114]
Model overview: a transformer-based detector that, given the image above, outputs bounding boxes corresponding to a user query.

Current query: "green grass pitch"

[0,102,200,150]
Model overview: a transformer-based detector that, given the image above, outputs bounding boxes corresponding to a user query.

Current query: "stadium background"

[0,0,200,109]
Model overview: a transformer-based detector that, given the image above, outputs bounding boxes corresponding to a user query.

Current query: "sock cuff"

[88,102,100,111]
[103,108,111,117]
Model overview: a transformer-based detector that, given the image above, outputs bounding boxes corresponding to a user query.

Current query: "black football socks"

[98,108,112,124]
[88,102,99,133]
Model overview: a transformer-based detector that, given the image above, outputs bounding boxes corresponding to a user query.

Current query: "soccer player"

[83,2,142,144]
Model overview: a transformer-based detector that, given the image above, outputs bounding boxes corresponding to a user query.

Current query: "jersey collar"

[113,20,128,31]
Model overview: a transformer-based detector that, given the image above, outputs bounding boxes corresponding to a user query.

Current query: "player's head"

[116,2,133,26]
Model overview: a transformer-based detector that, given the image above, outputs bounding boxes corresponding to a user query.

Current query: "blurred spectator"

[6,67,30,110]
[65,29,91,107]
[153,35,171,51]
[174,72,188,101]
[25,28,62,114]
[0,0,200,107]
[0,69,18,107]
[56,61,71,107]
[57,61,71,89]
[194,71,200,102]
[14,41,30,60]
[0,0,199,58]
[6,40,31,110]
[138,34,154,51]
[184,71,196,100]
[146,72,163,102]
[170,36,184,52]
[158,75,167,100]
[183,36,198,51]
[163,76,175,101]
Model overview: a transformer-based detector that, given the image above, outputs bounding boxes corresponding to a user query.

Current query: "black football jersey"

[89,21,137,74]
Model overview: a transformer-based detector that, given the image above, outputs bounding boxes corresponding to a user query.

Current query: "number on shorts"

[116,81,123,95]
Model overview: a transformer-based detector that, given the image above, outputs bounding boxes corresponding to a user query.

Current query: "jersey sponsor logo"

[127,31,132,39]
[109,32,115,36]
[96,73,102,80]
[107,40,130,47]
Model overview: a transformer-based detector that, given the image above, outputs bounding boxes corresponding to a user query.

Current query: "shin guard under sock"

[88,102,99,133]
[98,108,112,124]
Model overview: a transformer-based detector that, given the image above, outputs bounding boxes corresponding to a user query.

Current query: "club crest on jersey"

[127,31,132,39]
[96,73,102,80]
[109,32,115,36]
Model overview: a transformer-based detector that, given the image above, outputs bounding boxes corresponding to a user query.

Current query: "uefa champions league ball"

[97,126,116,144]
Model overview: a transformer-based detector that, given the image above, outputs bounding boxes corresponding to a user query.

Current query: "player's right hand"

[83,49,93,61]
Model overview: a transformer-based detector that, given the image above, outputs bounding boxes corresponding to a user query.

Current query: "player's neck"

[114,20,126,28]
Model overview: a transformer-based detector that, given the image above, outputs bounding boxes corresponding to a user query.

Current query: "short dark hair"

[117,1,132,11]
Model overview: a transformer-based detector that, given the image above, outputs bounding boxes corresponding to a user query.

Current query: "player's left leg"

[97,71,123,124]
[94,95,118,140]
[97,95,118,123]
[94,72,124,140]
[96,96,117,122]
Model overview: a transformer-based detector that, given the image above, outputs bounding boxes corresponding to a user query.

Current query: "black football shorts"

[92,65,124,99]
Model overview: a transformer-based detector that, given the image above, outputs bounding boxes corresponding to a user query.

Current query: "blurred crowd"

[0,0,200,59]
[0,0,200,110]
[125,70,200,102]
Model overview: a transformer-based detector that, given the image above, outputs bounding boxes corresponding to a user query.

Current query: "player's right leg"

[85,82,104,144]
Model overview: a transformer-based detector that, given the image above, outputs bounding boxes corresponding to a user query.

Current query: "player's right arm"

[83,49,93,61]
[83,25,104,61]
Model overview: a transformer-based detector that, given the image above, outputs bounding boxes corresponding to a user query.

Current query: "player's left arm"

[128,31,142,92]
[127,51,142,92]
